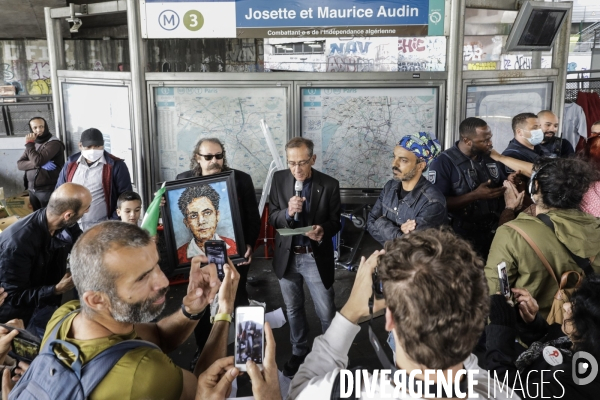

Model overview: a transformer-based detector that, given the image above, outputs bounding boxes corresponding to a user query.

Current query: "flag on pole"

[141,182,166,237]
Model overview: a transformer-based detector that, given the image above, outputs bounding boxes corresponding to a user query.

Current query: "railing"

[566,69,600,102]
[0,95,54,136]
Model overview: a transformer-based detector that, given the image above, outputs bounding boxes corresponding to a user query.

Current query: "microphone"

[294,180,303,222]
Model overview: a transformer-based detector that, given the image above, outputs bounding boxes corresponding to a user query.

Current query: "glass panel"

[465,82,553,152]
[62,82,134,182]
[154,86,288,187]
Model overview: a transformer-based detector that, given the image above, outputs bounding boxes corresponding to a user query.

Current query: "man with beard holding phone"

[367,132,447,245]
[0,183,91,337]
[428,117,507,259]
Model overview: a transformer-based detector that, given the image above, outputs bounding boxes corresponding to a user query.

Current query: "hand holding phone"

[497,262,511,300]
[205,240,227,282]
[235,306,265,371]
[0,324,41,363]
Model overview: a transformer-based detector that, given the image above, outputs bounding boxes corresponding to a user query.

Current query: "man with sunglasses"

[175,138,260,367]
[268,137,341,377]
[428,117,507,260]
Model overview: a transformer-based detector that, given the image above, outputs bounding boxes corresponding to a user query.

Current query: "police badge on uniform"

[486,163,499,179]
[428,170,436,184]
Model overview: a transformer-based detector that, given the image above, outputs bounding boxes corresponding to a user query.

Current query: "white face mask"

[81,149,103,162]
[526,129,544,146]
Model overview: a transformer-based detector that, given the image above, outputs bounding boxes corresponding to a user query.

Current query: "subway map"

[155,87,287,187]
[301,87,438,188]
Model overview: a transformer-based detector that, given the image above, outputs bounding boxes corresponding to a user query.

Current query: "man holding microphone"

[268,137,341,377]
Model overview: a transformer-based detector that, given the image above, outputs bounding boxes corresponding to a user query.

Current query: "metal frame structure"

[36,0,572,205]
[57,70,141,189]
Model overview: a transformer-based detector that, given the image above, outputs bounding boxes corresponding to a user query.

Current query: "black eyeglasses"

[198,153,224,161]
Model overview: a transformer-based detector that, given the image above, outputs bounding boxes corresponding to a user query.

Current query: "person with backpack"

[3,221,239,400]
[485,277,600,397]
[485,157,600,320]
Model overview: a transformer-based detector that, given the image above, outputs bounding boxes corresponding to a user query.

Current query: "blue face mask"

[526,129,544,146]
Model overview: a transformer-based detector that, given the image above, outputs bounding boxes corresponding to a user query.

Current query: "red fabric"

[177,236,238,264]
[576,92,600,138]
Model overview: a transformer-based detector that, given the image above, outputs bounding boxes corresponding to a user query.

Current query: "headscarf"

[398,132,441,167]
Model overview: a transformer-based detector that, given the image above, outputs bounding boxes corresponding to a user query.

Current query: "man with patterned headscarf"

[367,132,447,245]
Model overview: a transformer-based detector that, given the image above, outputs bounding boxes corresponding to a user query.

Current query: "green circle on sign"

[184,10,204,31]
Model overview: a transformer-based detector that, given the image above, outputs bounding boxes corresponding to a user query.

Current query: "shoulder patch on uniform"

[486,163,499,179]
[428,170,437,184]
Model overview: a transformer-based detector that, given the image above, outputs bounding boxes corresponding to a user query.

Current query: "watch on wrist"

[181,303,205,320]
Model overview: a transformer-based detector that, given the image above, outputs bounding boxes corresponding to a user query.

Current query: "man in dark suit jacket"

[268,137,341,377]
[175,138,260,366]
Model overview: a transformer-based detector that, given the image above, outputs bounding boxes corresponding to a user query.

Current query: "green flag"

[141,183,166,237]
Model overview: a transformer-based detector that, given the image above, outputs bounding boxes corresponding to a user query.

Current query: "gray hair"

[70,221,152,317]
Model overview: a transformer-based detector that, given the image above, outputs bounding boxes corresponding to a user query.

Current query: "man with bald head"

[538,110,574,158]
[0,183,91,337]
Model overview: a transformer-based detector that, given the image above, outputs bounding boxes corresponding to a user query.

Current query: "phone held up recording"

[205,240,227,281]
[234,306,265,371]
[497,261,511,300]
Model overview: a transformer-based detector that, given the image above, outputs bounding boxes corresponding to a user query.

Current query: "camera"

[372,269,384,300]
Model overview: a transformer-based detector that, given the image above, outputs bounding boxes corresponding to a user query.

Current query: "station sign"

[141,0,445,38]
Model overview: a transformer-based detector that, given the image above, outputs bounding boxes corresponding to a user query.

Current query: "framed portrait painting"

[162,171,246,272]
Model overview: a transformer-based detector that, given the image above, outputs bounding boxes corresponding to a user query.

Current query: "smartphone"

[205,240,227,281]
[235,306,265,371]
[497,262,511,299]
[0,323,41,363]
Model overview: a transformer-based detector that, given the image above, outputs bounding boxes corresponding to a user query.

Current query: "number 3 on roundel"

[184,10,204,32]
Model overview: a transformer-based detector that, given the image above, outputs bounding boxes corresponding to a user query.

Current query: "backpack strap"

[536,214,595,277]
[79,339,160,396]
[42,308,160,397]
[505,222,559,286]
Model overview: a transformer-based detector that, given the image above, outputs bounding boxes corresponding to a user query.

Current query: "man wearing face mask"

[367,132,447,245]
[501,113,545,174]
[0,183,91,338]
[538,110,574,159]
[56,128,133,231]
[428,117,507,259]
[17,117,65,210]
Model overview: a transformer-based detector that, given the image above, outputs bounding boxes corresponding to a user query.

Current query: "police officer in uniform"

[501,113,545,173]
[428,117,506,259]
[538,110,575,158]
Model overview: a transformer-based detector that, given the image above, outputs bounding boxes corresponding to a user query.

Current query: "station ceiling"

[0,0,128,39]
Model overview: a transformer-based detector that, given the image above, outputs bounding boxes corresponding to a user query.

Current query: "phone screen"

[235,306,265,370]
[205,240,227,281]
[497,262,510,299]
[11,336,40,362]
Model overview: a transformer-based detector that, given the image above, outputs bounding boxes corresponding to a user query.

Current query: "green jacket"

[485,208,600,318]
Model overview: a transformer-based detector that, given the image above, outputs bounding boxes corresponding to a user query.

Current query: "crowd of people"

[0,111,599,399]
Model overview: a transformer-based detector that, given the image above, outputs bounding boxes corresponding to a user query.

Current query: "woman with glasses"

[486,275,600,397]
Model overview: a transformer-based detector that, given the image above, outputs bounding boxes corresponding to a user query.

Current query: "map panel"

[465,82,553,153]
[155,86,288,188]
[301,87,438,188]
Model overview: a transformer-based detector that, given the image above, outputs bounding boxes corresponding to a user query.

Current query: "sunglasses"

[198,153,224,161]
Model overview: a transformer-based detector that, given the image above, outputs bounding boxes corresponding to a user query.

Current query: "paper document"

[265,308,287,329]
[276,226,313,236]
